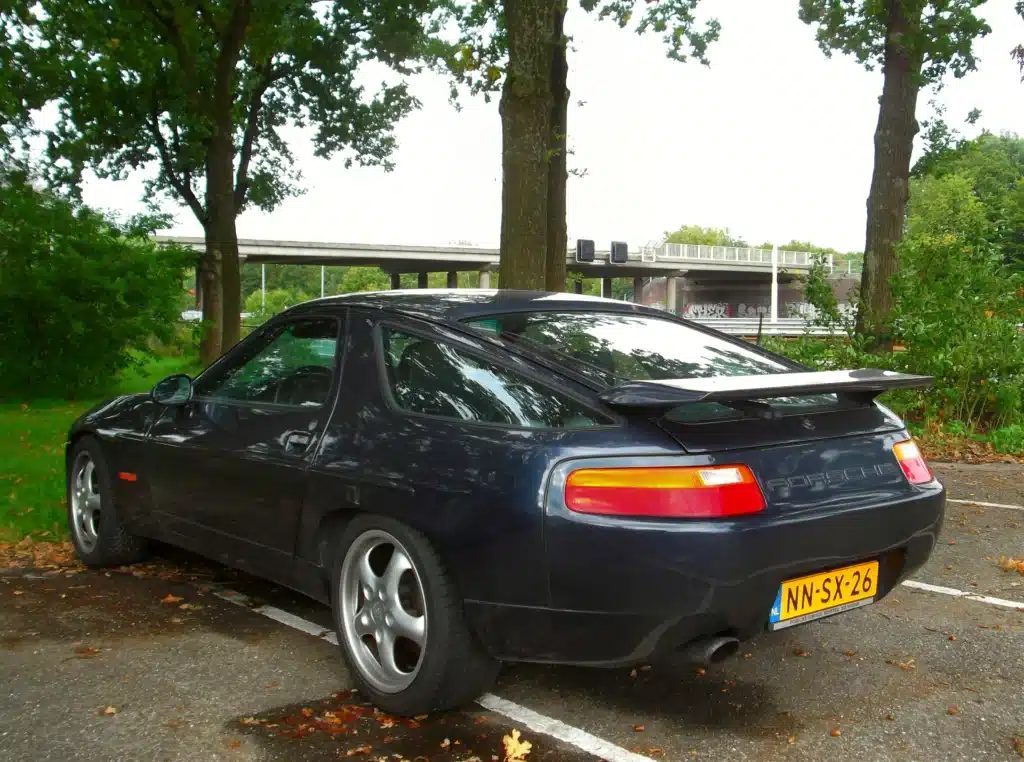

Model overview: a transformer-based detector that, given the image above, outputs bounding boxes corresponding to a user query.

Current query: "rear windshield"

[463,311,839,420]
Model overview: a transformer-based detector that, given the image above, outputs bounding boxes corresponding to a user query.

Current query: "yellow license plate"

[768,560,879,630]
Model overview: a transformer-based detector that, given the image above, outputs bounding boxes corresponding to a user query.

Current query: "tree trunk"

[499,0,556,290]
[198,246,223,366]
[205,131,241,353]
[545,5,568,292]
[856,0,922,348]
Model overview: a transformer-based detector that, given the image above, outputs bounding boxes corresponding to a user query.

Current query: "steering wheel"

[273,365,333,405]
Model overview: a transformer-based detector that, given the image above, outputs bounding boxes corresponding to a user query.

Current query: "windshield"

[463,311,793,387]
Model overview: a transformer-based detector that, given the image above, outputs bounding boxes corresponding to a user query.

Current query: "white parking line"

[948,498,1024,512]
[901,580,1024,611]
[213,587,644,762]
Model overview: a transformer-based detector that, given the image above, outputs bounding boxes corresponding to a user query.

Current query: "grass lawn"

[0,354,201,543]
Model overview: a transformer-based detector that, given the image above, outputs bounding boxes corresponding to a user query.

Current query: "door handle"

[284,430,312,451]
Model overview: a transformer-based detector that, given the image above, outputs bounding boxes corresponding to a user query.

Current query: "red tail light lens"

[893,440,933,485]
[564,464,766,518]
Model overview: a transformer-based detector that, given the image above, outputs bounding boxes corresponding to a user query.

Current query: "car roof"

[285,289,670,324]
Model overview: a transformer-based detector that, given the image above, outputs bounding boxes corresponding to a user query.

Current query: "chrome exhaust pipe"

[680,635,740,666]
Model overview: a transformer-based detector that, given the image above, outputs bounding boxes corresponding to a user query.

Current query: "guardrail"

[640,243,864,276]
[688,317,841,337]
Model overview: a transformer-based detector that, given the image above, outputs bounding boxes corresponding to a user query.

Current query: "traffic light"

[609,241,628,264]
[575,239,595,263]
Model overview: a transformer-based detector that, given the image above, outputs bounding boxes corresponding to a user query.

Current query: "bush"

[0,174,193,398]
[243,287,313,323]
[769,172,1024,432]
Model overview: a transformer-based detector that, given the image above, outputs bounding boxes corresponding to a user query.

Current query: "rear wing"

[598,369,932,411]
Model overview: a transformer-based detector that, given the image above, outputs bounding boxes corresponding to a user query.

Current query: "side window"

[380,328,607,429]
[196,318,339,406]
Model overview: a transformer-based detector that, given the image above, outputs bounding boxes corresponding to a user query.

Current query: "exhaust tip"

[679,635,741,667]
[708,638,740,664]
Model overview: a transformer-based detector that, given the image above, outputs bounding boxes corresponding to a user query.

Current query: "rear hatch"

[599,370,932,512]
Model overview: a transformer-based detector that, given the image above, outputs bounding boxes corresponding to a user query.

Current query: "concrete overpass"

[156,236,837,315]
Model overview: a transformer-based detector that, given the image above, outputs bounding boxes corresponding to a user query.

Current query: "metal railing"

[690,317,841,337]
[640,243,864,276]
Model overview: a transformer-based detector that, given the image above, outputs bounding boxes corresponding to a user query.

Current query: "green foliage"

[988,424,1024,455]
[767,170,1024,432]
[5,0,438,212]
[798,0,990,85]
[0,173,193,398]
[801,255,848,330]
[437,0,718,100]
[912,132,1024,270]
[243,288,312,322]
[664,224,747,247]
[892,172,1024,427]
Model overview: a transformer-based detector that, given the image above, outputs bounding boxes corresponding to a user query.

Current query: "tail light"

[564,464,766,518]
[893,439,933,485]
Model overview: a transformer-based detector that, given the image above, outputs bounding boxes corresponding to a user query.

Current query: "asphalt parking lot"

[2,463,1023,762]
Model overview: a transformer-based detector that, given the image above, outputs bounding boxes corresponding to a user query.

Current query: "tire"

[66,436,149,568]
[331,514,500,715]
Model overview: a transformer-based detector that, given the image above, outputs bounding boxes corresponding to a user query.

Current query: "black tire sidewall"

[330,515,465,714]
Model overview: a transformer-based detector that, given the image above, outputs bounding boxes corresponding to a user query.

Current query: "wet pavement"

[1,463,1022,762]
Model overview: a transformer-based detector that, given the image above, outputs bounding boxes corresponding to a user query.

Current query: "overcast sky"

[80,0,1024,254]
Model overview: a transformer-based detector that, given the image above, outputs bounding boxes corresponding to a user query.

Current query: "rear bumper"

[465,484,944,666]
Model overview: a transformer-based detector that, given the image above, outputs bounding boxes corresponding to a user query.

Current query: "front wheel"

[66,437,149,567]
[331,515,500,715]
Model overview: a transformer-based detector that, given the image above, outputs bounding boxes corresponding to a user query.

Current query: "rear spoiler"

[598,369,932,412]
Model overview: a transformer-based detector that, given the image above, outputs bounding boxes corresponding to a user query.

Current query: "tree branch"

[233,63,288,209]
[149,109,206,224]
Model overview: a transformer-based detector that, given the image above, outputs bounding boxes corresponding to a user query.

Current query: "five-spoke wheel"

[339,529,428,693]
[65,436,148,567]
[331,515,500,715]
[70,451,102,553]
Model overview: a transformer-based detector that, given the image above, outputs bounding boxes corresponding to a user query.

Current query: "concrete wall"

[637,274,859,318]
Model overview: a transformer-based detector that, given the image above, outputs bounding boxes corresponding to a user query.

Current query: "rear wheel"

[331,515,499,715]
[67,437,149,567]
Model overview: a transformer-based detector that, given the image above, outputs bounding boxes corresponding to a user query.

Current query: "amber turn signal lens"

[893,440,933,485]
[565,464,766,518]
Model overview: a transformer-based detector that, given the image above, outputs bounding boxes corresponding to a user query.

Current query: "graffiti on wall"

[678,302,857,319]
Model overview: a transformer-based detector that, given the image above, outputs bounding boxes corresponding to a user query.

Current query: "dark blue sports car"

[65,290,944,715]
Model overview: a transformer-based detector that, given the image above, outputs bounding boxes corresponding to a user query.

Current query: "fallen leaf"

[787,735,797,744]
[12,590,24,596]
[100,706,119,716]
[440,738,451,748]
[239,717,261,725]
[948,635,957,641]
[227,739,241,750]
[843,649,856,657]
[629,668,638,679]
[886,713,896,721]
[830,729,841,737]
[166,720,182,728]
[502,729,532,762]
[948,705,959,716]
[998,557,1024,575]
[633,724,645,733]
[647,747,665,757]
[160,594,183,605]
[74,645,101,658]
[794,648,810,657]
[694,667,706,676]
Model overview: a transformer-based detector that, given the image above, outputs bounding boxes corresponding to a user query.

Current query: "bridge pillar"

[601,278,612,299]
[666,276,678,314]
[418,272,428,289]
[479,270,490,289]
[446,271,458,289]
[633,277,643,303]
[390,272,401,290]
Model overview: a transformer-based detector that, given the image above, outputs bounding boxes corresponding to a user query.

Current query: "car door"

[147,312,345,574]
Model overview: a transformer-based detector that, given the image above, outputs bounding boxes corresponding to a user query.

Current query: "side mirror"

[152,374,193,406]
